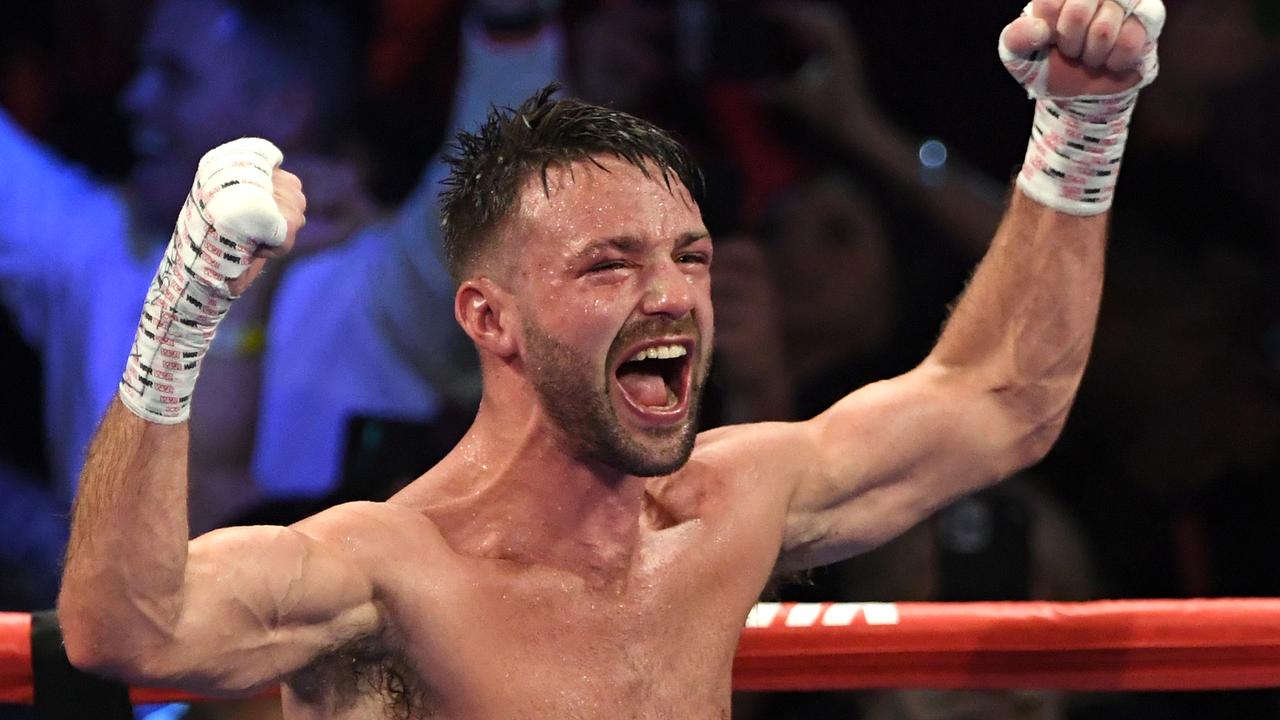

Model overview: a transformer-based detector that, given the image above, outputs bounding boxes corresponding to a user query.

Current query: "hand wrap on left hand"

[1000,0,1165,215]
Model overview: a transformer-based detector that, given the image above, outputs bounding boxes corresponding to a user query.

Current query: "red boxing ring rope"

[734,599,1280,692]
[4,599,1280,705]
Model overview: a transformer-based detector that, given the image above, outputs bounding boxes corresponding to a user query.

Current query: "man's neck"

[402,391,649,587]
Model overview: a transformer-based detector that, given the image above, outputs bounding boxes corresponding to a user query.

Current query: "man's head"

[122,0,364,233]
[441,88,713,477]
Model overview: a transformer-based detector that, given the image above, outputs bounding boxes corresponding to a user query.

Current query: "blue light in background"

[918,139,948,170]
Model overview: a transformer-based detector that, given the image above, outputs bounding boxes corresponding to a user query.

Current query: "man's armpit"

[287,629,430,719]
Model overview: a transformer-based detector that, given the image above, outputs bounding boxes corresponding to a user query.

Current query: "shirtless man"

[58,1,1163,717]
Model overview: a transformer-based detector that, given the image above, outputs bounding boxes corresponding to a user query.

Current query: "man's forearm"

[187,277,277,534]
[60,401,191,663]
[928,190,1106,452]
[58,139,299,668]
[928,0,1166,453]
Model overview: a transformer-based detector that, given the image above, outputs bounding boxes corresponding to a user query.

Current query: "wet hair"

[439,84,704,285]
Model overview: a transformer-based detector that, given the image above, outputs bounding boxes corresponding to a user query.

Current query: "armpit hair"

[288,633,429,720]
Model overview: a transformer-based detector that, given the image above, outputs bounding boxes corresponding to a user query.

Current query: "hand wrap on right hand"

[119,138,286,423]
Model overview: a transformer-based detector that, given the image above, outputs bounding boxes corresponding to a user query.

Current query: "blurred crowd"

[1,0,1278,718]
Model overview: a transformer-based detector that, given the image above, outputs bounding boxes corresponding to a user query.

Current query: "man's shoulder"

[691,418,808,466]
[675,421,811,505]
[292,500,454,562]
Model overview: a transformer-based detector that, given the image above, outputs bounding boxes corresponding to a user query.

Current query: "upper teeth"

[628,344,688,362]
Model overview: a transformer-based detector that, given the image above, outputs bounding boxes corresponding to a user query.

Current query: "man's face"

[503,157,714,476]
[121,0,267,232]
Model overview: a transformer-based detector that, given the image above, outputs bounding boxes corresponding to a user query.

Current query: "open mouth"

[613,342,692,421]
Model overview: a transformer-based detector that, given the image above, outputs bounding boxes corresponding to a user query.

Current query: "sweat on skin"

[56,2,1160,715]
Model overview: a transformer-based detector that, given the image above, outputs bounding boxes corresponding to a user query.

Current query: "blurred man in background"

[0,0,563,610]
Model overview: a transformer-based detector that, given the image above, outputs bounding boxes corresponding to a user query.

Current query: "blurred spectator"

[0,1,147,176]
[1038,0,1280,602]
[248,1,566,508]
[1,0,1279,715]
[699,0,1280,714]
[0,0,377,607]
[0,0,562,610]
[703,2,1011,426]
[710,173,906,424]
[1047,242,1280,600]
[760,2,1006,257]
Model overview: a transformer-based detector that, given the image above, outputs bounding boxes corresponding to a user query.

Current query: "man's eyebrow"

[573,232,708,260]
[676,231,710,249]
[573,236,645,259]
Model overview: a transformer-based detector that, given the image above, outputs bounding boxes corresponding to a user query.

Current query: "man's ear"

[456,277,518,359]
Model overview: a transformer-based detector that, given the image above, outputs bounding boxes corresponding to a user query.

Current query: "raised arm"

[58,140,382,693]
[60,404,383,692]
[771,192,1106,570]
[743,0,1166,571]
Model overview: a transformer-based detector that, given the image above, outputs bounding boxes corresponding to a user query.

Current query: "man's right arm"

[57,140,397,694]
[59,402,383,694]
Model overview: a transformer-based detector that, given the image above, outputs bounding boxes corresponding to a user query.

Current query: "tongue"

[617,364,670,408]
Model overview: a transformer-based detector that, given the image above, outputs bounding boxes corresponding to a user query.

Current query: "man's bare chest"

[424,528,749,706]
[284,474,785,718]
[352,522,762,718]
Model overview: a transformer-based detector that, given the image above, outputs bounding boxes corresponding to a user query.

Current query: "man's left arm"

[767,0,1164,571]
[772,191,1101,570]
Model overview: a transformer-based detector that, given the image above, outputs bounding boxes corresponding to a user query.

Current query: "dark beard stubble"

[521,315,706,477]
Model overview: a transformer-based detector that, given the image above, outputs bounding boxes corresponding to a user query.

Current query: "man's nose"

[639,260,696,319]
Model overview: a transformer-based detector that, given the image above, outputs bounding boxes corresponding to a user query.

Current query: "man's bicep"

[779,364,1026,572]
[145,521,382,694]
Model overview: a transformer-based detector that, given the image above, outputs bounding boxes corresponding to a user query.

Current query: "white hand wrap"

[119,138,287,423]
[1000,0,1165,215]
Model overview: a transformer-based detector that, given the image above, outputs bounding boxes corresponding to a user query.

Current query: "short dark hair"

[439,85,704,284]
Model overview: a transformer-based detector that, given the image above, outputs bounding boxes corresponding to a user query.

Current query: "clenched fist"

[226,166,305,295]
[1002,0,1164,98]
[1001,0,1164,215]
[121,138,308,423]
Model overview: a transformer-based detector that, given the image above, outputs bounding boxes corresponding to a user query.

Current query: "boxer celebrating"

[61,2,1162,717]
